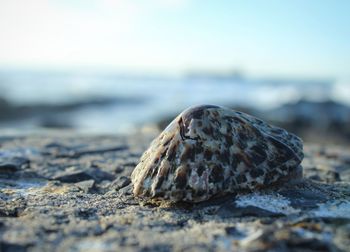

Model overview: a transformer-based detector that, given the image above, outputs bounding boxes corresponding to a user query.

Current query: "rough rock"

[0,132,349,251]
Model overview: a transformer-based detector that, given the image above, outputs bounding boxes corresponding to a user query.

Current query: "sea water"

[0,70,348,134]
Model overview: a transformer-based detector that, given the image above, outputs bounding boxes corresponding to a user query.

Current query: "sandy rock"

[0,133,349,251]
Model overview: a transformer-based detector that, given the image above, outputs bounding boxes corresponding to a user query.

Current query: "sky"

[0,0,349,78]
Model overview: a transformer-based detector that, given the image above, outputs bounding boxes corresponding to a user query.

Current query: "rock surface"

[0,132,350,252]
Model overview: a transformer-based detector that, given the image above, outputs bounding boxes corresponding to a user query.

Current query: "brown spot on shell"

[174,165,188,189]
[180,145,195,162]
[204,149,213,161]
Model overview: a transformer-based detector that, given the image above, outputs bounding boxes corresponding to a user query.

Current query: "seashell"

[131,105,304,203]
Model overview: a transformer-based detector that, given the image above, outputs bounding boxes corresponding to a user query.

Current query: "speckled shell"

[131,105,304,203]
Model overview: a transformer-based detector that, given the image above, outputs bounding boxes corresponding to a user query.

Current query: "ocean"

[0,70,348,134]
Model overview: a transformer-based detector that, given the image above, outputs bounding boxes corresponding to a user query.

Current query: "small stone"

[0,157,30,173]
[109,176,131,191]
[225,226,245,238]
[0,197,26,217]
[52,168,115,183]
[325,170,341,182]
[75,180,95,193]
[308,174,322,181]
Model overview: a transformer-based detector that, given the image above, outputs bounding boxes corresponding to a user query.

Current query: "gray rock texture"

[1,132,350,252]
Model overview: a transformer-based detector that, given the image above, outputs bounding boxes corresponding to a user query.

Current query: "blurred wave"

[0,70,348,140]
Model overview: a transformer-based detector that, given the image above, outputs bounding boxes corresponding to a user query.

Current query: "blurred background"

[0,0,349,144]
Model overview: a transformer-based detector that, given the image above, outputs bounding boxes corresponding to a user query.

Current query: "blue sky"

[0,0,349,78]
